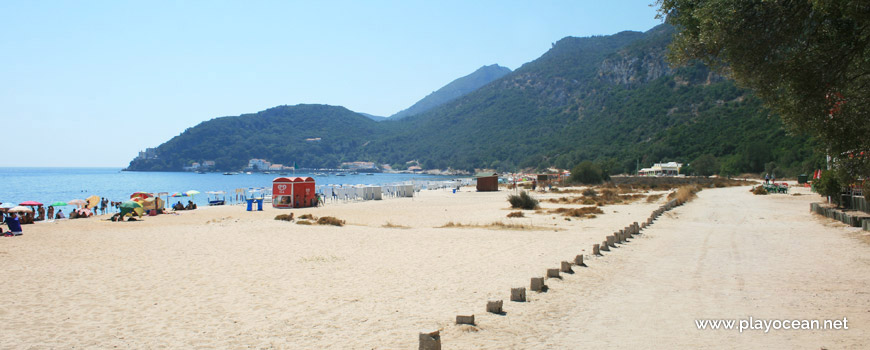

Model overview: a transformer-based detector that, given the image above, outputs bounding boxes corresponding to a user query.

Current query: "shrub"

[646,194,663,202]
[752,185,768,195]
[548,206,604,217]
[299,213,316,220]
[274,213,295,221]
[570,161,604,185]
[582,188,598,197]
[296,220,313,225]
[508,191,539,210]
[668,185,702,204]
[316,216,345,226]
[815,170,843,206]
[507,211,525,218]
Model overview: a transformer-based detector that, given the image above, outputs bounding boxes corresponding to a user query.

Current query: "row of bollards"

[420,199,683,349]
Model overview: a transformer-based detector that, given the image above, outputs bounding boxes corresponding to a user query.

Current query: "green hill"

[127,104,381,171]
[126,24,819,176]
[389,64,512,120]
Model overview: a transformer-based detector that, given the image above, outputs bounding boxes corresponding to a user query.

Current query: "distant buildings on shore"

[639,162,683,176]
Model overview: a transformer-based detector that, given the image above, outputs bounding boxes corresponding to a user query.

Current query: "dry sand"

[1,184,868,349]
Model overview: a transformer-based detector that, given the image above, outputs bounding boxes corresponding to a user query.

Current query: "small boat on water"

[223,172,238,175]
[365,173,374,176]
[336,173,347,176]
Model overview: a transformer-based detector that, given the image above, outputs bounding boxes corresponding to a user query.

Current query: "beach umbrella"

[120,201,142,209]
[170,192,188,197]
[86,195,100,209]
[8,206,33,213]
[19,201,43,206]
[186,190,200,196]
[68,199,87,207]
[0,202,15,209]
[50,201,68,207]
[130,192,153,199]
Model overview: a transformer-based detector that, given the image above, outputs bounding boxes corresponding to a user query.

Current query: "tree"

[692,154,719,177]
[656,0,870,180]
[570,161,604,185]
[815,170,843,207]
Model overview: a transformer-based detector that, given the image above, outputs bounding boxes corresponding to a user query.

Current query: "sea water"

[0,167,458,208]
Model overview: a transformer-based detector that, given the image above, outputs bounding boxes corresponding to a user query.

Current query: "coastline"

[2,184,867,348]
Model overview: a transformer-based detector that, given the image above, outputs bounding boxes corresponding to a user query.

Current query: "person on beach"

[5,212,22,236]
[532,179,537,191]
[56,209,65,219]
[765,173,770,184]
[100,198,107,215]
[47,206,54,220]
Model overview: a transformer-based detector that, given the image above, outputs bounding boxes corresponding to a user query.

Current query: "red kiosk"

[272,177,316,208]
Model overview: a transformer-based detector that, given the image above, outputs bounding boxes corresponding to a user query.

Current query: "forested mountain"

[388,64,512,120]
[128,105,382,171]
[126,24,819,176]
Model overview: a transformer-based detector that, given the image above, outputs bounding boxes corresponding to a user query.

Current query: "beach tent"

[272,177,316,208]
[476,172,499,191]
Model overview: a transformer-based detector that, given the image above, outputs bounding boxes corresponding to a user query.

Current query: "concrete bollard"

[600,240,610,251]
[511,287,526,302]
[607,235,616,247]
[561,261,574,273]
[547,268,561,278]
[593,244,601,255]
[634,222,639,233]
[531,277,547,292]
[487,300,503,314]
[574,254,586,266]
[419,330,441,350]
[456,315,475,325]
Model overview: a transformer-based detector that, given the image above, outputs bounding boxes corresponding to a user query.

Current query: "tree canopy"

[657,0,870,180]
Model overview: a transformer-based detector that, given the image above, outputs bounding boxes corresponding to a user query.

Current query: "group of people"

[172,200,197,211]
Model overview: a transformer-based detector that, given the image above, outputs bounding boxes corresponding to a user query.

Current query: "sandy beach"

[2,184,868,349]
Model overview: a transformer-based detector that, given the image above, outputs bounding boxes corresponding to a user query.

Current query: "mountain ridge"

[388,64,511,120]
[126,24,818,176]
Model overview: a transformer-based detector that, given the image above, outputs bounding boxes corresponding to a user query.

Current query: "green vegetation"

[508,191,539,210]
[657,0,868,181]
[127,24,820,176]
[815,170,843,207]
[570,161,605,185]
[390,64,511,120]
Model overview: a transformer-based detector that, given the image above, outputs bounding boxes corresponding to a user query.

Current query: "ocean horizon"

[0,167,458,209]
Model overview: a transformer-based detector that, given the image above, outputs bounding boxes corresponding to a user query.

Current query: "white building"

[247,159,271,171]
[639,162,683,176]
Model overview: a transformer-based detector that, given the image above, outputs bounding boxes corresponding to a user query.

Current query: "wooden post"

[419,330,441,350]
[574,254,585,266]
[560,261,573,273]
[511,287,526,302]
[456,315,475,325]
[487,300,503,314]
[593,244,601,255]
[531,277,546,292]
[548,267,561,278]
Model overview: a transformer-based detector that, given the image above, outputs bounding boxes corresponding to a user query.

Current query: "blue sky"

[0,1,662,167]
